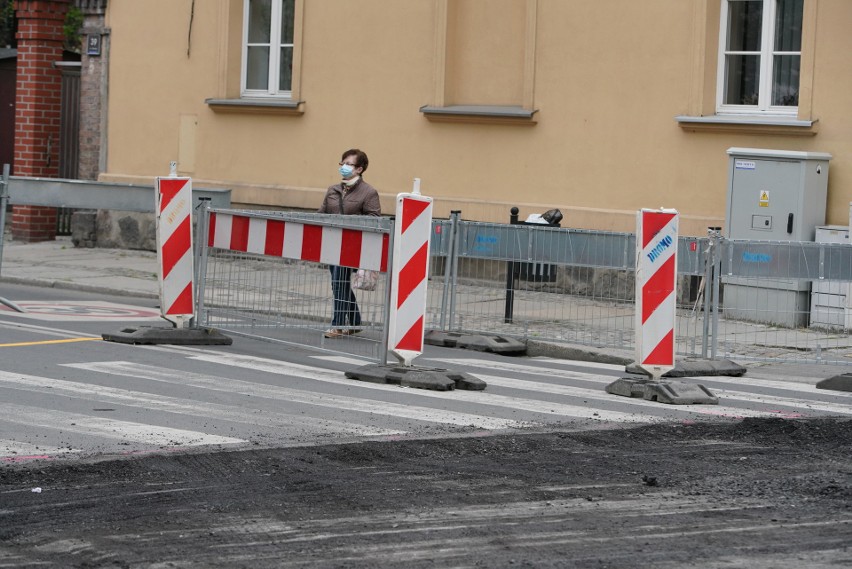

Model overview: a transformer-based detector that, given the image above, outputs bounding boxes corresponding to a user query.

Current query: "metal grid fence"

[196,209,852,366]
[426,214,710,360]
[197,210,391,362]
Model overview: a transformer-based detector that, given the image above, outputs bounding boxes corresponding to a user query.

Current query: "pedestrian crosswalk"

[2,349,851,463]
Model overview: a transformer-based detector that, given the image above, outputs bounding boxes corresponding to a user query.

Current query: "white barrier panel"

[156,177,194,327]
[207,213,389,271]
[635,208,679,379]
[388,192,433,366]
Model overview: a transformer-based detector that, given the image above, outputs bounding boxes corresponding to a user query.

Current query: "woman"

[318,149,381,338]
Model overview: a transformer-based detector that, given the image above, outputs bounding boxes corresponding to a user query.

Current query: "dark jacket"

[318,178,381,216]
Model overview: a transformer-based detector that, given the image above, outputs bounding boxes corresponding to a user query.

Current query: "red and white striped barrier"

[635,208,679,378]
[156,177,195,327]
[388,191,433,366]
[207,213,389,271]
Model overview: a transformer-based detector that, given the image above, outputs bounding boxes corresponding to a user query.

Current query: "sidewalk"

[0,236,159,299]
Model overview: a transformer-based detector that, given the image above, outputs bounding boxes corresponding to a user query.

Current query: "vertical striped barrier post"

[156,164,195,328]
[635,208,679,379]
[345,179,486,390]
[388,179,433,366]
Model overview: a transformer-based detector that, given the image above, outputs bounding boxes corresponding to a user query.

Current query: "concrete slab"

[625,358,746,378]
[816,373,852,393]
[345,363,487,391]
[605,377,719,405]
[424,330,526,355]
[102,326,233,345]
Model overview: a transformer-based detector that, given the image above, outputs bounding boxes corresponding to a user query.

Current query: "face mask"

[339,164,355,178]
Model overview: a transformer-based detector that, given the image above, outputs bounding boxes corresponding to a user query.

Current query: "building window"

[242,0,295,97]
[717,0,803,114]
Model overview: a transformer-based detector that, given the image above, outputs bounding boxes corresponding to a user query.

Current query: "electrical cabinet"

[723,148,831,327]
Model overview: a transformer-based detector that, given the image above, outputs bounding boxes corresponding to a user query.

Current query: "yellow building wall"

[102,0,852,236]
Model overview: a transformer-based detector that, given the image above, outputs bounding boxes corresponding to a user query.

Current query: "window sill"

[675,115,817,136]
[420,105,538,126]
[205,98,304,115]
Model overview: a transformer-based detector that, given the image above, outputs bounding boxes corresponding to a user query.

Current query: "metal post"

[193,197,212,328]
[380,218,396,364]
[439,211,460,331]
[0,164,9,277]
[710,228,722,359]
[448,211,461,331]
[701,229,714,358]
[504,206,519,323]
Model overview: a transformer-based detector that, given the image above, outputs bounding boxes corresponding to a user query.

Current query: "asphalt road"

[1,283,851,567]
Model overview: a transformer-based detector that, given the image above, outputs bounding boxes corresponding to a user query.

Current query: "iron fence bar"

[449,211,462,331]
[710,230,722,359]
[379,217,396,363]
[194,197,211,328]
[439,212,460,331]
[0,164,9,277]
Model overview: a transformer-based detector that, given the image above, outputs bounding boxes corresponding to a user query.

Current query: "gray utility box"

[724,148,831,327]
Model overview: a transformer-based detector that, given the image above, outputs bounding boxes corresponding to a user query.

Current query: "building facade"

[97,0,852,236]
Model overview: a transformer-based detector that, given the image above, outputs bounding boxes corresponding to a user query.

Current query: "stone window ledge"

[420,105,537,126]
[676,115,817,136]
[205,98,304,115]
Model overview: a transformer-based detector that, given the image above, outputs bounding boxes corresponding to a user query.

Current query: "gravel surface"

[1,417,851,568]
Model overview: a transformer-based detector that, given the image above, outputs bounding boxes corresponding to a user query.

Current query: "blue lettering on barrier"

[473,234,499,253]
[742,251,772,263]
[646,235,673,263]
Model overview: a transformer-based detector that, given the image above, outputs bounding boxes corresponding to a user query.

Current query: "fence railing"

[197,209,394,363]
[196,209,852,366]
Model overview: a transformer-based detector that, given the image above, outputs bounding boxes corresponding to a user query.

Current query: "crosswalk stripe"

[312,356,796,419]
[0,370,402,437]
[428,357,852,417]
[528,357,628,372]
[63,361,526,430]
[0,438,78,458]
[532,356,852,398]
[186,354,653,423]
[0,402,244,447]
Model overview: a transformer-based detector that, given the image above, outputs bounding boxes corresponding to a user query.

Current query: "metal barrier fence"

[426,213,711,360]
[195,208,852,366]
[196,209,393,363]
[714,236,852,364]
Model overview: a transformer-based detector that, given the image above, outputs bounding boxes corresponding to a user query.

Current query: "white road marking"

[0,402,244,447]
[427,357,852,417]
[0,301,161,322]
[0,438,78,458]
[0,371,402,437]
[313,356,796,419]
[63,361,526,430]
[184,354,653,423]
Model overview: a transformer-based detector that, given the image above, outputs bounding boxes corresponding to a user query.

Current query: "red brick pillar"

[11,0,70,242]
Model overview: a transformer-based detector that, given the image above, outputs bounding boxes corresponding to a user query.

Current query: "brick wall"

[11,0,70,242]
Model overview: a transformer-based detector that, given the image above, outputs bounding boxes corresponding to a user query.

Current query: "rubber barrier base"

[816,373,852,393]
[424,330,526,355]
[102,326,233,346]
[625,358,746,378]
[605,377,719,405]
[345,364,487,391]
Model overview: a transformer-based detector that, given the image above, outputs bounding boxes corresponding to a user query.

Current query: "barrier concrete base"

[816,373,852,393]
[424,330,527,355]
[605,377,719,405]
[102,326,233,346]
[625,358,746,378]
[345,364,487,391]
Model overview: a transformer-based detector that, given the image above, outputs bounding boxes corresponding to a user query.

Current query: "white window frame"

[716,0,801,116]
[241,0,295,99]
